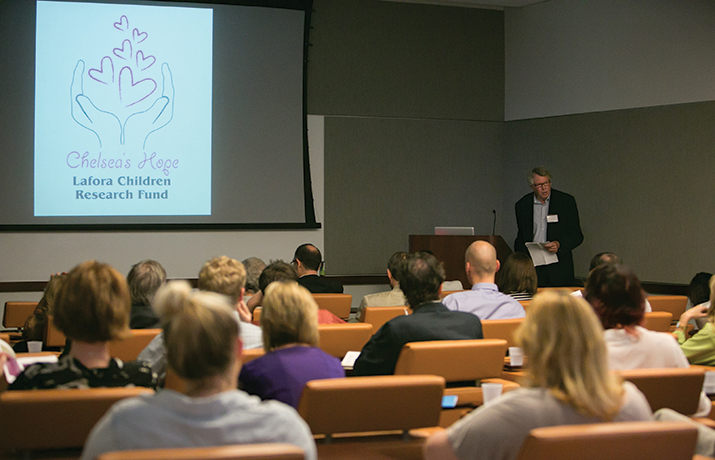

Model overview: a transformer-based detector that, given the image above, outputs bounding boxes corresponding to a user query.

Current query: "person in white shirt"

[584,263,710,416]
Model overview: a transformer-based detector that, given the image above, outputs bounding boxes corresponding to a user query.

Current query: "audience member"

[248,261,344,324]
[353,252,483,376]
[573,252,652,312]
[356,252,408,317]
[293,243,343,293]
[239,282,344,408]
[584,263,710,416]
[423,291,652,460]
[13,272,66,353]
[443,241,525,320]
[496,252,537,301]
[687,272,713,329]
[242,257,267,296]
[137,256,262,382]
[127,259,166,329]
[1,261,156,390]
[675,275,715,366]
[81,281,316,460]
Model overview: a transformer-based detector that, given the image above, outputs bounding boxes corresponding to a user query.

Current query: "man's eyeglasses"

[532,181,551,189]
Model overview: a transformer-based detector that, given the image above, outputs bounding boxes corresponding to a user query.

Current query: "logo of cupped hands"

[71,15,174,149]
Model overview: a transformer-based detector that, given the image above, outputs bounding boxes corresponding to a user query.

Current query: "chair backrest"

[3,301,38,328]
[253,307,262,322]
[311,294,352,320]
[44,315,66,348]
[536,287,581,294]
[318,323,373,359]
[0,332,9,343]
[518,300,531,310]
[297,375,444,437]
[440,290,466,299]
[0,387,153,452]
[359,306,410,335]
[515,421,698,460]
[97,444,305,460]
[618,367,705,414]
[647,296,688,319]
[481,318,523,348]
[394,339,508,382]
[642,311,673,332]
[108,328,162,362]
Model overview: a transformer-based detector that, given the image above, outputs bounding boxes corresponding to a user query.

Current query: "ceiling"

[380,0,550,10]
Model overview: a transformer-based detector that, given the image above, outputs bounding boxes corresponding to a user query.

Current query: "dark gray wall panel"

[324,116,504,274]
[503,102,715,284]
[308,0,504,121]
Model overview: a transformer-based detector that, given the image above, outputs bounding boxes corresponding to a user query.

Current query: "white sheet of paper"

[341,351,361,370]
[526,242,559,266]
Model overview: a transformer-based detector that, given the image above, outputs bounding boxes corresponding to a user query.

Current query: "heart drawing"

[88,56,114,84]
[113,15,129,31]
[118,67,156,108]
[113,40,132,61]
[135,51,155,71]
[133,28,148,44]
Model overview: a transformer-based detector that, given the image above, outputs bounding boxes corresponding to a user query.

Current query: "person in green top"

[675,275,715,365]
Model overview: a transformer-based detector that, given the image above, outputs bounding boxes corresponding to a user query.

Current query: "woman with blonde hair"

[1,261,156,390]
[239,281,344,408]
[424,291,652,460]
[81,280,316,460]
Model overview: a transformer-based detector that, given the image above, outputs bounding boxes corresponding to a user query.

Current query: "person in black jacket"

[293,243,343,294]
[353,252,483,376]
[515,166,583,287]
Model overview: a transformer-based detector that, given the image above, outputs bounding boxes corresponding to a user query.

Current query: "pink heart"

[88,56,114,85]
[113,40,132,61]
[135,51,155,71]
[118,67,156,108]
[133,28,148,44]
[114,15,129,31]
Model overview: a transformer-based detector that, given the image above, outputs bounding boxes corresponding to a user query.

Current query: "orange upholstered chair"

[108,328,162,362]
[97,443,306,460]
[0,387,152,454]
[481,318,523,348]
[311,294,352,320]
[618,367,704,414]
[297,375,444,441]
[515,421,697,460]
[647,295,688,320]
[2,301,38,329]
[317,324,373,359]
[393,339,519,426]
[359,306,411,335]
[642,311,673,332]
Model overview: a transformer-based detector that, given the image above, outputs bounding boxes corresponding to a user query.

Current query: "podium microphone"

[492,209,496,236]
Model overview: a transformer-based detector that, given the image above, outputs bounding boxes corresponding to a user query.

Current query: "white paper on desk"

[526,242,559,267]
[341,351,361,369]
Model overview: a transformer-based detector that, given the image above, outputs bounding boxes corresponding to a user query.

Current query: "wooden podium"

[409,235,512,289]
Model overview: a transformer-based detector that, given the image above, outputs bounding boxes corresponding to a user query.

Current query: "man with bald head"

[443,241,525,320]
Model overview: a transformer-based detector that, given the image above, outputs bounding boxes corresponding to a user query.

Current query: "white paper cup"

[704,371,715,394]
[27,341,43,353]
[509,347,524,367]
[481,382,503,406]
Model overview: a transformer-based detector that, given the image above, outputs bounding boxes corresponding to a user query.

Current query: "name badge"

[547,214,559,223]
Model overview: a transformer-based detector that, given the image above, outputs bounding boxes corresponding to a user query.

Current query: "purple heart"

[118,67,156,108]
[113,40,132,61]
[114,15,129,31]
[135,51,155,71]
[88,56,114,85]
[133,28,148,44]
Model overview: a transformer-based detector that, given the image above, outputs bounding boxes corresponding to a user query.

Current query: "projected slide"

[34,1,213,217]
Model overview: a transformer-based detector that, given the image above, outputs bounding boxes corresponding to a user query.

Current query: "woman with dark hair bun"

[585,263,710,416]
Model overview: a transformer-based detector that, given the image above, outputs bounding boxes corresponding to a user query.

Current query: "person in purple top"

[239,281,344,409]
[443,241,526,320]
